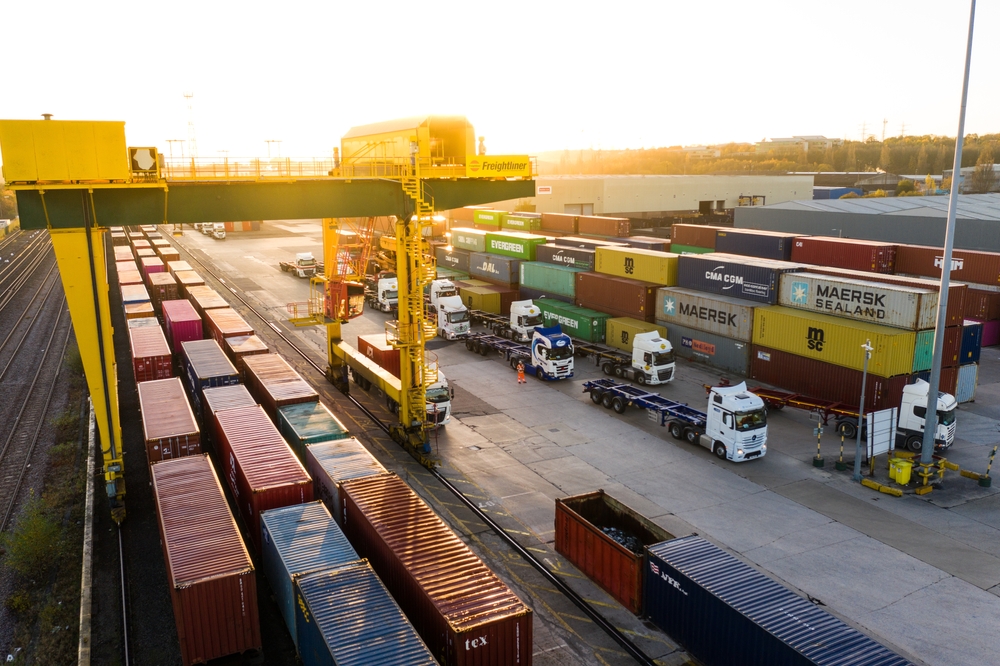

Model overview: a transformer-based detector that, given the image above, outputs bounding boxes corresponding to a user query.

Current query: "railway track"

[0,232,54,314]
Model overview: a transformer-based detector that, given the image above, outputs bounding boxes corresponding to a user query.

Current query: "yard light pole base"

[813,457,825,468]
[835,461,847,471]
[979,476,992,488]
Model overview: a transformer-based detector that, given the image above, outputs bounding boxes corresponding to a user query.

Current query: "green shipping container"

[502,213,542,231]
[519,262,583,299]
[485,231,548,261]
[605,318,667,352]
[670,244,715,255]
[534,298,610,343]
[276,402,350,461]
[435,267,469,281]
[460,286,502,313]
[451,227,488,253]
[473,210,503,227]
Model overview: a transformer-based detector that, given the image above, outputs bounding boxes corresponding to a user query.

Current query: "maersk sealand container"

[677,253,804,304]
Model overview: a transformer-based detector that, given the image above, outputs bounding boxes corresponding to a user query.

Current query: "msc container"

[594,246,678,286]
[117,269,144,286]
[204,307,254,346]
[502,212,542,231]
[305,438,388,523]
[677,253,803,304]
[472,209,503,227]
[124,302,155,319]
[754,306,916,378]
[656,287,755,342]
[575,272,659,322]
[895,244,1000,285]
[670,223,722,249]
[469,251,521,284]
[555,490,673,614]
[357,334,400,378]
[644,536,911,666]
[790,236,897,273]
[127,316,160,329]
[963,287,1000,321]
[536,243,595,271]
[186,285,230,323]
[435,246,471,273]
[242,354,320,420]
[535,298,609,343]
[138,378,201,463]
[180,339,240,417]
[121,283,150,305]
[750,346,910,414]
[517,286,571,305]
[295,562,437,666]
[213,405,313,552]
[484,231,547,261]
[128,325,172,383]
[604,318,667,352]
[714,228,797,261]
[519,262,582,299]
[540,212,578,233]
[956,363,978,403]
[961,320,983,365]
[778,272,937,331]
[554,236,628,251]
[147,271,179,311]
[140,256,165,281]
[161,299,203,354]
[260,502,359,649]
[450,227,488,253]
[340,474,533,666]
[167,260,194,276]
[151,455,260,666]
[660,321,751,376]
[276,401,350,460]
[224,334,269,379]
[912,326,962,371]
[578,215,630,237]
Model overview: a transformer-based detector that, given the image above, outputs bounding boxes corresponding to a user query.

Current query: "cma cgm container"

[790,236,897,273]
[964,288,1000,321]
[554,236,627,251]
[677,253,803,304]
[435,246,471,273]
[128,326,173,383]
[472,209,503,227]
[340,474,533,666]
[751,346,910,414]
[224,334,269,379]
[540,212,578,233]
[714,228,797,261]
[555,490,673,614]
[644,536,912,666]
[451,227,488,253]
[276,401,350,460]
[173,270,205,297]
[605,318,667,352]
[305,438,389,523]
[469,251,521,285]
[753,306,916,378]
[502,212,542,231]
[913,326,962,371]
[357,334,400,378]
[180,339,240,417]
[214,405,313,552]
[962,320,983,364]
[260,502,359,649]
[660,321,751,376]
[536,243,595,271]
[243,354,319,420]
[656,287,755,342]
[161,299,203,354]
[670,223,722,249]
[484,231,547,261]
[147,271,179,311]
[535,298,610,343]
[519,262,583,299]
[204,307,254,346]
[578,215,630,237]
[576,272,659,322]
[895,244,1000,286]
[594,246,678,286]
[151,455,260,666]
[295,562,437,666]
[137,378,201,463]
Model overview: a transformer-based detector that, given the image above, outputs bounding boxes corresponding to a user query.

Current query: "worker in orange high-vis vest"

[517,361,526,384]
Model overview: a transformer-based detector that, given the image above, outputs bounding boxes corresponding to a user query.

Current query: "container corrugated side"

[534,298,609,343]
[518,286,571,305]
[151,455,260,666]
[482,285,519,315]
[305,438,389,524]
[435,246,471,273]
[276,402,350,460]
[295,562,437,666]
[138,378,201,463]
[604,318,667,352]
[202,384,256,417]
[341,474,533,666]
[790,236,897,273]
[242,354,319,420]
[224,334,269,379]
[659,321,751,376]
[575,272,659,322]
[147,271,179,311]
[578,215,630,237]
[656,287,755,342]
[484,231,547,261]
[180,339,240,417]
[540,212,578,233]
[128,326,173,383]
[535,244,595,271]
[676,253,803,304]
[714,228,797,261]
[357,334,401,378]
[912,326,962,371]
[644,535,912,666]
[260,502,359,649]
[161,299,203,354]
[469,251,521,285]
[459,286,502,314]
[670,223,722,249]
[451,227,488,253]
[519,262,582,299]
[961,320,983,365]
[964,288,1000,320]
[204,307,254,345]
[956,363,978,403]
[594,247,678,286]
[554,236,628,251]
[895,244,1000,286]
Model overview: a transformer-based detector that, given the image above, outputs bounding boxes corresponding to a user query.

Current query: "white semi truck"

[425,279,471,340]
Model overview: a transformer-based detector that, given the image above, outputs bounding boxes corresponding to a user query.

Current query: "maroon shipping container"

[575,272,658,322]
[140,256,165,281]
[213,405,312,551]
[173,270,205,297]
[963,288,1000,321]
[186,285,230,333]
[128,326,173,383]
[357,334,401,378]
[242,354,319,419]
[578,215,630,237]
[147,271,179,311]
[136,248,156,259]
[204,307,254,346]
[790,236,897,274]
[670,223,723,249]
[750,346,910,414]
[540,212,578,234]
[118,269,144,286]
[341,474,533,666]
[132,238,151,249]
[895,244,1000,286]
[162,299,203,354]
[137,378,200,463]
[158,248,181,264]
[482,285,519,315]
[151,455,260,666]
[224,335,269,379]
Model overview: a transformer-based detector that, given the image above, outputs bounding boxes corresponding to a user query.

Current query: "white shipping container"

[656,287,755,342]
[778,272,937,331]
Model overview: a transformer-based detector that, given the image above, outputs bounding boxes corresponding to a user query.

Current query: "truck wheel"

[590,390,604,404]
[906,435,923,453]
[466,339,475,351]
[537,369,548,380]
[479,345,490,356]
[636,373,647,386]
[838,422,858,439]
[684,427,699,444]
[669,422,684,439]
[612,397,627,414]
[601,363,614,376]
[509,357,519,369]
[613,365,625,378]
[714,442,727,459]
[601,393,614,409]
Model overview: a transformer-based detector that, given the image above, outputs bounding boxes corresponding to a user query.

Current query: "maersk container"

[180,339,240,418]
[778,272,937,331]
[895,244,1000,286]
[519,262,582,299]
[295,562,437,666]
[469,251,521,285]
[435,246,471,273]
[677,253,803,304]
[540,212,578,233]
[502,212,542,231]
[956,363,978,403]
[260,502,359,649]
[204,307,254,346]
[554,235,627,251]
[276,401,350,461]
[753,306,916,378]
[305,438,388,524]
[484,231,547,261]
[555,490,673,615]
[604,318,666,352]
[595,246,678,286]
[129,326,173,383]
[669,244,715,255]
[578,215,629,237]
[714,228,797,261]
[961,320,983,365]
[912,326,962,371]
[535,243,595,271]
[534,298,609,343]
[660,321,751,376]
[472,209,503,227]
[518,286,571,305]
[670,223,722,249]
[451,227,488,253]
[644,536,913,666]
[243,354,319,420]
[224,334,269,380]
[138,378,200,463]
[162,299,203,354]
[790,236,897,274]
[656,287,755,342]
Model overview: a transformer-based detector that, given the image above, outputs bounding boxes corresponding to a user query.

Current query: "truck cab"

[627,331,675,385]
[509,300,545,342]
[281,252,317,278]
[427,280,470,339]
[896,380,957,451]
[365,274,398,313]
[530,325,574,380]
[425,370,453,426]
[701,382,768,461]
[211,222,226,239]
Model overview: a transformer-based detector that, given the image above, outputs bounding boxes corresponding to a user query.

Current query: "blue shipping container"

[469,251,521,285]
[295,561,436,666]
[304,438,389,524]
[277,402,350,460]
[813,186,862,200]
[180,339,240,418]
[714,229,797,261]
[645,536,913,666]
[518,285,572,305]
[677,253,803,304]
[260,502,359,649]
[435,246,470,273]
[961,320,983,365]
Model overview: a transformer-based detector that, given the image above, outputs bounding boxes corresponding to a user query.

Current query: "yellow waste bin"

[895,460,913,485]
[888,458,901,481]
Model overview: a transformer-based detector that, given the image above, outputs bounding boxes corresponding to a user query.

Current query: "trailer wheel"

[713,442,727,459]
[509,357,519,369]
[636,373,647,386]
[479,344,490,356]
[669,422,684,439]
[612,397,627,414]
[613,365,625,378]
[837,421,858,439]
[466,339,475,351]
[590,390,604,404]
[601,362,614,376]
[601,393,614,409]
[906,435,923,452]
[684,427,700,444]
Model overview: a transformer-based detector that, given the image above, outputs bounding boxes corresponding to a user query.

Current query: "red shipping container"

[186,285,230,334]
[213,405,312,552]
[158,248,181,264]
[341,474,533,666]
[895,244,1000,286]
[151,455,260,666]
[132,238,151,249]
[242,354,319,419]
[135,248,156,259]
[670,223,723,249]
[224,335,269,379]
[963,288,1000,321]
[162,299,203,354]
[118,269,144,286]
[137,378,200,463]
[357,334,401,378]
[790,236,897,273]
[167,260,194,276]
[128,326,173,383]
[575,272,658,322]
[173,270,205,297]
[540,212,578,234]
[204,307,254,346]
[140,256,165,281]
[147,271,179,311]
[578,215,630,237]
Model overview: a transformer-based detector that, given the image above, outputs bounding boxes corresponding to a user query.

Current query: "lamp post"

[853,339,873,482]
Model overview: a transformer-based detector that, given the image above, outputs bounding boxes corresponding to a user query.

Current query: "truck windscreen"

[651,351,675,366]
[735,409,766,431]
[548,346,573,361]
[426,387,450,403]
[523,314,544,327]
[448,311,470,324]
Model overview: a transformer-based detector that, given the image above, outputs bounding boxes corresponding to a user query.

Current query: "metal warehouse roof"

[763,193,1000,221]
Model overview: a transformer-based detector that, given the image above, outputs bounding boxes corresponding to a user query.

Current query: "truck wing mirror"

[451,388,455,399]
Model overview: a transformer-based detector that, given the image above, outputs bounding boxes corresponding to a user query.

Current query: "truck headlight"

[761,444,767,453]
[737,448,744,456]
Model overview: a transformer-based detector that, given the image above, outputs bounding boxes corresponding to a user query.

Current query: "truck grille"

[657,369,673,381]
[428,410,448,424]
